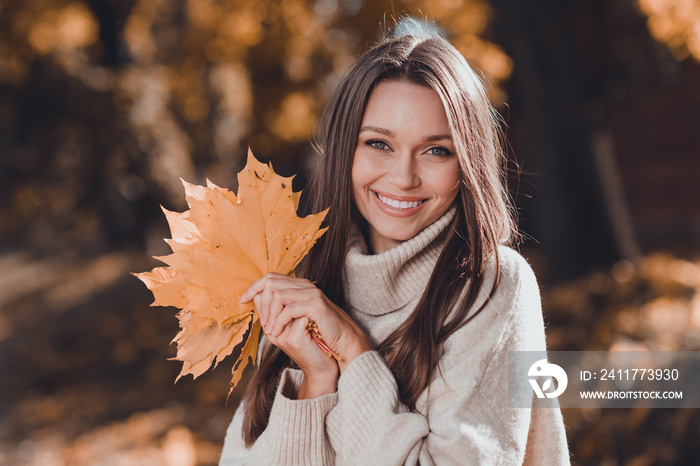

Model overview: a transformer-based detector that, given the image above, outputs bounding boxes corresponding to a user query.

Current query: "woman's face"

[351,80,461,254]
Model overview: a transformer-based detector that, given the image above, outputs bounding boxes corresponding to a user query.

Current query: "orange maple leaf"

[134,149,329,392]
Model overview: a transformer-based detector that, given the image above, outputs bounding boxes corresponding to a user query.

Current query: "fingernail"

[239,292,247,303]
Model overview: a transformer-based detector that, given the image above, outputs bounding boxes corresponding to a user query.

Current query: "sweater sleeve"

[219,367,338,465]
[325,251,571,466]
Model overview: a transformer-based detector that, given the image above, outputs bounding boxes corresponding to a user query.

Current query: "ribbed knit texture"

[343,206,455,316]
[220,368,337,466]
[220,207,572,465]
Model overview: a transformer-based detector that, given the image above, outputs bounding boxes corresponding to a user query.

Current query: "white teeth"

[376,193,423,210]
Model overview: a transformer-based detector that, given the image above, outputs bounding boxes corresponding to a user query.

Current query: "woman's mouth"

[373,191,427,217]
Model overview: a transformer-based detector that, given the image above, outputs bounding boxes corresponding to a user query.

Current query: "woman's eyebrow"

[359,126,452,142]
[359,126,395,137]
[423,134,452,142]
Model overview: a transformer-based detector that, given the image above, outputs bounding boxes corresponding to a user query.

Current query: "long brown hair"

[241,33,517,446]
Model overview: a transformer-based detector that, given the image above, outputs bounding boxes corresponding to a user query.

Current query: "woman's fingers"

[240,274,275,304]
[264,312,308,353]
[252,293,264,326]
[259,282,275,327]
[290,315,311,335]
[244,276,316,329]
[284,316,312,349]
[266,287,325,335]
[264,290,284,329]
[264,289,318,334]
[262,288,295,332]
[268,299,313,337]
[239,273,311,304]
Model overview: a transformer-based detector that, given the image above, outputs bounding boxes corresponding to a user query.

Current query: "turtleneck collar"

[343,206,456,316]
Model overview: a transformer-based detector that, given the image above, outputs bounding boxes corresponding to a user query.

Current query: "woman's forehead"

[360,81,451,135]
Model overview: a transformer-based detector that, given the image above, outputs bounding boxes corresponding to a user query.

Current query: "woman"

[220,32,571,465]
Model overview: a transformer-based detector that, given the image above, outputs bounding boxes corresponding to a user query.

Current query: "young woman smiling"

[220,31,571,466]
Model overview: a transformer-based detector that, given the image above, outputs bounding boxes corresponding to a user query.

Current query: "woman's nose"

[385,153,420,189]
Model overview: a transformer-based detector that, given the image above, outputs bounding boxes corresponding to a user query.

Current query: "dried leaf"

[134,149,328,392]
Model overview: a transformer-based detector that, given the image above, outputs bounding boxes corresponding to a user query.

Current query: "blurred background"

[0,0,699,464]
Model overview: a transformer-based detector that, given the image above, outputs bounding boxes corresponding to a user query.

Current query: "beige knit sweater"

[220,208,571,465]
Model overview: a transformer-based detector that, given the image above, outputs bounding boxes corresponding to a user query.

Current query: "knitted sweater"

[220,208,572,465]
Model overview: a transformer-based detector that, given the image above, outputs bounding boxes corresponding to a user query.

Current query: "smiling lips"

[373,191,427,217]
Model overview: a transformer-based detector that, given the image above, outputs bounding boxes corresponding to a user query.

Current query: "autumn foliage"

[134,150,328,392]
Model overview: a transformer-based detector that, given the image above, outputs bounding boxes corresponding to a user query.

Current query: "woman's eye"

[427,146,452,157]
[366,140,390,151]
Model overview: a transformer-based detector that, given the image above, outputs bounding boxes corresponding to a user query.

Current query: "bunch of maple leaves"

[134,150,331,394]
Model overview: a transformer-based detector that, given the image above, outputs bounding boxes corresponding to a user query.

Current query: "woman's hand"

[240,273,374,390]
[256,305,339,400]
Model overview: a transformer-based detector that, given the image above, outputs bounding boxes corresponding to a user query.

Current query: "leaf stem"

[306,320,343,361]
